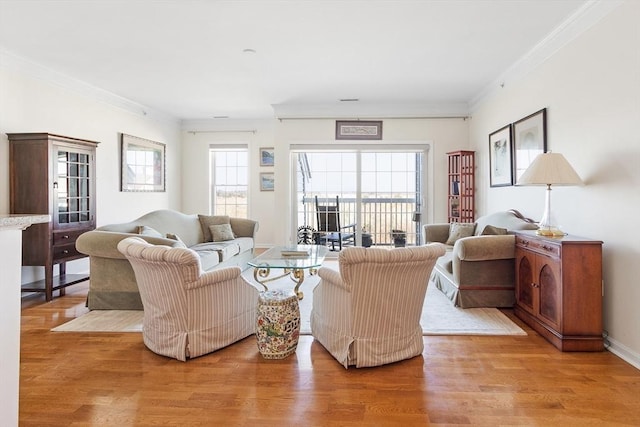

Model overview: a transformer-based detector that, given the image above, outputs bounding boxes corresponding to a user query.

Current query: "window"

[209,147,248,218]
[292,146,427,246]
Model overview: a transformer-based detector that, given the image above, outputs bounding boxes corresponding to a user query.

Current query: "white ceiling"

[0,0,592,121]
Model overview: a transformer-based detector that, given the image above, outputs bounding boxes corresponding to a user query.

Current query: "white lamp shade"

[518,152,583,186]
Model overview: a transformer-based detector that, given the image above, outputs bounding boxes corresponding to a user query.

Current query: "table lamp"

[517,152,583,237]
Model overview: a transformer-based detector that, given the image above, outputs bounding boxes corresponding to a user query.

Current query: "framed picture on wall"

[120,133,166,192]
[260,147,275,166]
[513,108,547,184]
[489,124,513,187]
[335,120,383,140]
[260,172,274,191]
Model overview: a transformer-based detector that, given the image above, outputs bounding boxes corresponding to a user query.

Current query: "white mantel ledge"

[0,214,50,230]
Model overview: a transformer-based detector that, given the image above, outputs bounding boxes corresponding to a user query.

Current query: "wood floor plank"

[19,282,640,426]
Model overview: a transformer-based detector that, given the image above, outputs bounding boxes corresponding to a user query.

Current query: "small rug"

[52,309,143,332]
[52,262,525,336]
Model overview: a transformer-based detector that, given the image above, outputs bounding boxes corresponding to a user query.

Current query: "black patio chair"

[314,196,356,251]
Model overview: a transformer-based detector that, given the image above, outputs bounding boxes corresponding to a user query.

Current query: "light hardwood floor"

[20,281,640,426]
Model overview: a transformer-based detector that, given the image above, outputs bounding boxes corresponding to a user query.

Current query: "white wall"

[181,119,277,245]
[0,65,181,280]
[0,225,25,426]
[469,0,640,366]
[181,117,469,247]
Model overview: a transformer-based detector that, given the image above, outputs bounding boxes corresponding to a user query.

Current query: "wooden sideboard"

[514,230,604,352]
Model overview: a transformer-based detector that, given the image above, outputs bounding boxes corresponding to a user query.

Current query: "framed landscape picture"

[335,120,383,140]
[260,172,274,191]
[513,108,547,184]
[260,147,274,166]
[489,124,513,187]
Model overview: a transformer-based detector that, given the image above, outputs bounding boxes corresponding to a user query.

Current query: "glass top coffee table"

[247,245,329,299]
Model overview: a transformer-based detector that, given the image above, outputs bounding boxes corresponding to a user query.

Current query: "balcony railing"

[298,196,422,247]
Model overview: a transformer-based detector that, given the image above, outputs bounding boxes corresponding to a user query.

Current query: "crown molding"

[469,0,624,112]
[271,102,470,120]
[181,117,275,132]
[0,48,179,124]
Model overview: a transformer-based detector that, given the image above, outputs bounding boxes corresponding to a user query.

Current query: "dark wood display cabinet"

[8,133,99,301]
[514,230,603,351]
[447,150,475,223]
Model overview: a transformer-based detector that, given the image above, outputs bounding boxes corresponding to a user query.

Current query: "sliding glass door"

[292,147,426,247]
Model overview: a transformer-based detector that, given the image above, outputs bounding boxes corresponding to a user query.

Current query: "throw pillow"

[209,224,235,242]
[445,222,476,245]
[166,233,184,243]
[481,225,508,236]
[137,225,163,238]
[198,214,230,242]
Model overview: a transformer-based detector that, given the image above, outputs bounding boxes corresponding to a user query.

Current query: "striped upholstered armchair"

[117,237,259,361]
[310,244,446,368]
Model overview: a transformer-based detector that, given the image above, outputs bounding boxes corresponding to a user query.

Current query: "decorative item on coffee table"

[256,289,301,359]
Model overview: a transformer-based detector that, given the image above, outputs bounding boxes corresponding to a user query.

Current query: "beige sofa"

[423,210,538,308]
[76,209,258,310]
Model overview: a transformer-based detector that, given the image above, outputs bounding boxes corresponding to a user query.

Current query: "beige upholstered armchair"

[117,237,259,361]
[424,210,538,308]
[310,244,446,368]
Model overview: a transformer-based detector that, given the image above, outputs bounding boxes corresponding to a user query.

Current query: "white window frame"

[209,144,249,218]
[289,143,432,246]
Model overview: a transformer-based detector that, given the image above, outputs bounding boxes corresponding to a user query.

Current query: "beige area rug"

[52,309,143,332]
[52,262,525,336]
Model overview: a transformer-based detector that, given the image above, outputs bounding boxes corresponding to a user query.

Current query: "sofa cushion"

[190,241,241,264]
[188,243,223,270]
[235,237,254,254]
[198,215,231,242]
[481,225,508,235]
[216,242,241,261]
[209,224,235,242]
[446,222,476,245]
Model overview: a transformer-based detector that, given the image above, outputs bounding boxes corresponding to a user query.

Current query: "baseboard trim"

[606,336,640,371]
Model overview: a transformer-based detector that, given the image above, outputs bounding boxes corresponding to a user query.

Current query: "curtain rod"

[187,130,257,135]
[277,116,469,121]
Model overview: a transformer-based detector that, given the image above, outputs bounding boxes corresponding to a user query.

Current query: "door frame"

[288,142,433,247]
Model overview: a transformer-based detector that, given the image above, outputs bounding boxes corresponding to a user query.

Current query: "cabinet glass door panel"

[55,147,93,228]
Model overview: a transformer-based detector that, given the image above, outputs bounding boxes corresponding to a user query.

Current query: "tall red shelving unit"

[447,150,475,223]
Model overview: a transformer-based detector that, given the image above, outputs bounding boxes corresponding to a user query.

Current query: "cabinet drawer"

[53,243,83,261]
[516,236,561,258]
[53,229,90,246]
